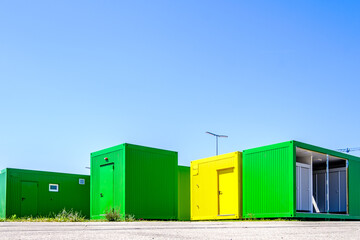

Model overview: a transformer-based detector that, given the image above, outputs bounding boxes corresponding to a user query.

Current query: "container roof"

[90,143,178,157]
[293,140,360,162]
[244,140,360,162]
[3,168,90,177]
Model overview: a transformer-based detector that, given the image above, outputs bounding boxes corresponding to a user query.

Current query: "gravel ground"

[1,221,360,240]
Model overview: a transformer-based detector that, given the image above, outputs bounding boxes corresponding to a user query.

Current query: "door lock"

[21,197,26,201]
[100,193,103,197]
[219,191,223,195]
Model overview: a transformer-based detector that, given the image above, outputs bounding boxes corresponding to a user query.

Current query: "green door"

[100,163,114,215]
[21,181,38,217]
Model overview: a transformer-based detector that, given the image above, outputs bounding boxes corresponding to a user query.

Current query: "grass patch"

[125,214,136,222]
[54,209,86,222]
[3,209,86,222]
[104,208,136,222]
[105,209,122,222]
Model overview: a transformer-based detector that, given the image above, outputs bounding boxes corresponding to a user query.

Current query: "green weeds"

[2,209,85,222]
[105,208,122,221]
[0,209,138,222]
[54,209,85,222]
[104,208,136,222]
[125,214,136,222]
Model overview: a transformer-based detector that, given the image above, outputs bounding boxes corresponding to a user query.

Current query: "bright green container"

[90,143,178,220]
[0,168,90,219]
[243,140,360,220]
[178,165,190,220]
[0,169,6,219]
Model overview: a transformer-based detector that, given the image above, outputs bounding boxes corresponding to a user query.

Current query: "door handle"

[219,191,223,195]
[100,193,103,197]
[21,197,26,201]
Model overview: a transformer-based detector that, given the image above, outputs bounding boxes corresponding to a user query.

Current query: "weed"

[54,209,85,222]
[125,214,136,222]
[3,209,85,222]
[245,213,254,220]
[104,208,137,222]
[1,209,138,222]
[105,208,122,222]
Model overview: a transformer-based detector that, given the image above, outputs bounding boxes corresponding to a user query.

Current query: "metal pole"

[326,154,329,213]
[206,132,227,156]
[346,160,349,214]
[310,155,313,213]
[216,136,218,155]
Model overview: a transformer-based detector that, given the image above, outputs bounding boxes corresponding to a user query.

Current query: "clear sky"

[1,1,359,175]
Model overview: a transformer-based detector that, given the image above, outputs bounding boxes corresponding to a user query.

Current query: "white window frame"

[49,184,59,192]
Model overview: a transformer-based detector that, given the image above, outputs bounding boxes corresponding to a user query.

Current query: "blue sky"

[1,1,359,174]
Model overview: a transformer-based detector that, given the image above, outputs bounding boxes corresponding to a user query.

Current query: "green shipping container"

[90,143,178,220]
[178,165,190,220]
[243,140,360,220]
[0,168,90,219]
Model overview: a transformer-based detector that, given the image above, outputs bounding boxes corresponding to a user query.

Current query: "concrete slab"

[0,221,359,240]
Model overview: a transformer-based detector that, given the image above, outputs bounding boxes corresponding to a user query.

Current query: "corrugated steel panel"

[191,152,241,220]
[0,169,6,219]
[3,168,90,218]
[90,143,178,220]
[349,159,360,218]
[243,141,294,218]
[178,166,190,220]
[125,144,178,220]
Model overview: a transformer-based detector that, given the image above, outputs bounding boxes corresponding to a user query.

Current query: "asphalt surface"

[0,221,360,240]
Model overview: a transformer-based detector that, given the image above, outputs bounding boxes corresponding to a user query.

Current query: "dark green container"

[178,165,190,220]
[243,140,360,220]
[0,168,90,219]
[90,143,178,220]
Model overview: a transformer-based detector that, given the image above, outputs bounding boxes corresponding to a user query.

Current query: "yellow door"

[218,168,235,216]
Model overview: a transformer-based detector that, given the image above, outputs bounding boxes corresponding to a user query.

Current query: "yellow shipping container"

[191,152,242,220]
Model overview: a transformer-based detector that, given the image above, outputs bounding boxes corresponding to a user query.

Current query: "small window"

[79,179,85,185]
[49,184,59,192]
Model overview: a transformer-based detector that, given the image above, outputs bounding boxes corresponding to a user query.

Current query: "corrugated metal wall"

[0,169,6,219]
[5,168,90,218]
[178,166,190,220]
[125,144,178,220]
[243,142,294,218]
[348,158,360,217]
